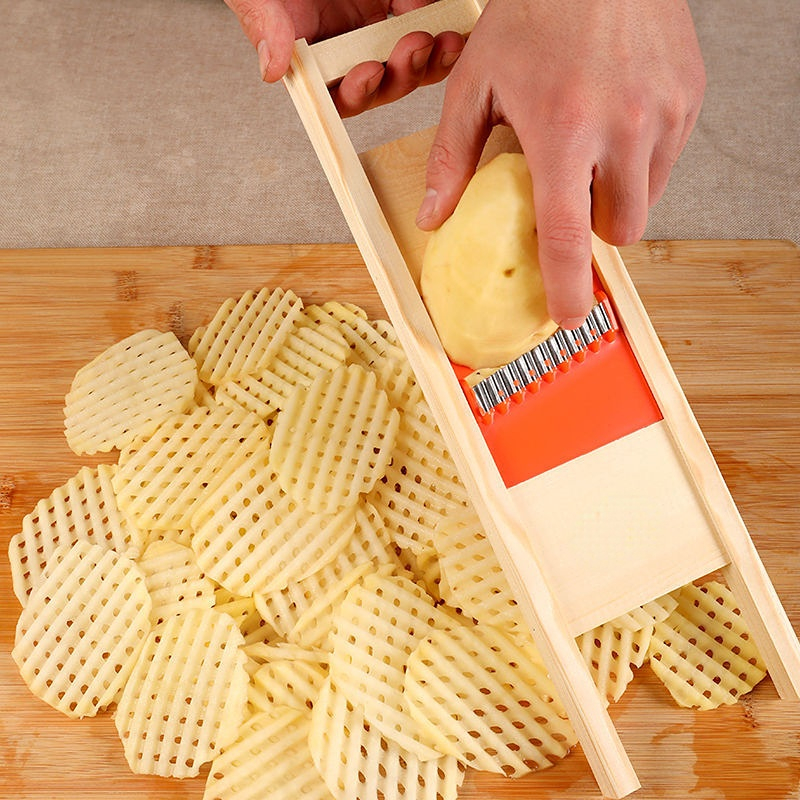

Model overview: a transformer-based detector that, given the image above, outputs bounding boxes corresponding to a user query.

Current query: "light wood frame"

[282,1,800,795]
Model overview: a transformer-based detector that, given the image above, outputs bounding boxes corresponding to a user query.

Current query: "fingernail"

[559,316,587,330]
[257,40,271,81]
[440,50,460,68]
[411,45,433,73]
[364,69,383,97]
[416,188,439,228]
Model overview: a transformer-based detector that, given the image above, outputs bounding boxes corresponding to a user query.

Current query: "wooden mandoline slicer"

[281,0,800,795]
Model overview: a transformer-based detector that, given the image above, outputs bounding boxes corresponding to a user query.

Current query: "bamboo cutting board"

[0,240,798,799]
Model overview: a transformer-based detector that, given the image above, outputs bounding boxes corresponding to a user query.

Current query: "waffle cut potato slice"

[136,538,216,625]
[254,503,400,644]
[204,706,332,800]
[9,463,145,606]
[433,509,526,633]
[155,527,196,549]
[250,657,328,713]
[393,546,443,604]
[12,540,151,719]
[188,287,304,385]
[287,561,389,651]
[368,317,427,407]
[368,398,469,554]
[577,620,653,705]
[216,312,349,420]
[306,302,425,408]
[245,640,326,665]
[647,580,768,710]
[309,677,464,800]
[610,594,679,632]
[371,351,426,410]
[191,449,355,597]
[269,363,400,514]
[328,571,449,760]
[193,378,220,409]
[574,595,676,704]
[115,607,249,778]
[64,329,198,455]
[213,587,277,647]
[305,302,404,368]
[113,405,271,531]
[404,620,577,776]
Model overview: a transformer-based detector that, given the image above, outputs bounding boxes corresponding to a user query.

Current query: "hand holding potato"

[416,0,706,328]
[224,0,705,331]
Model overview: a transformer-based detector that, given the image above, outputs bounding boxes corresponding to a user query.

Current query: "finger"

[416,67,492,230]
[224,0,269,44]
[647,131,683,209]
[376,31,436,104]
[590,150,651,246]
[417,31,465,87]
[334,31,434,116]
[224,0,296,82]
[529,155,596,328]
[390,0,437,14]
[332,31,463,117]
[585,96,655,245]
[331,61,386,117]
[648,51,705,206]
[648,102,701,207]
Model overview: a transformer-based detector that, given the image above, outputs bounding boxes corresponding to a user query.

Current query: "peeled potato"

[420,152,558,370]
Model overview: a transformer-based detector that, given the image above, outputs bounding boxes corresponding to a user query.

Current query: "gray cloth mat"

[1,0,797,249]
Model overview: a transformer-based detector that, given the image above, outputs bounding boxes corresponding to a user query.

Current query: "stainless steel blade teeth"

[471,299,616,416]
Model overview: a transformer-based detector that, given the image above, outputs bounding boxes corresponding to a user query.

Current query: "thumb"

[416,73,491,231]
[225,0,296,82]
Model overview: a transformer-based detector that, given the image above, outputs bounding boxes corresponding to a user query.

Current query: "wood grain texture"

[1,240,798,799]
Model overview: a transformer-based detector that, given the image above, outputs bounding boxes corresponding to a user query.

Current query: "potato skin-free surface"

[420,153,557,370]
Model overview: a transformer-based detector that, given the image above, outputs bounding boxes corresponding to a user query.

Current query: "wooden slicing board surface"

[0,240,798,799]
